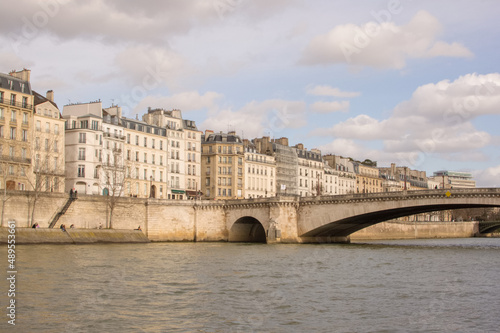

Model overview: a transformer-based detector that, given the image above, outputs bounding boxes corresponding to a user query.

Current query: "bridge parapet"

[299,188,500,206]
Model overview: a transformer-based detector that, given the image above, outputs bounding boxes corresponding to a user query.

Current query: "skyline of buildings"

[0,69,477,200]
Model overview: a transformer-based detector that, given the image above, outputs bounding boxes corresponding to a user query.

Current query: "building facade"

[353,161,383,194]
[323,155,356,195]
[430,170,476,189]
[201,131,244,200]
[243,142,276,198]
[33,90,65,193]
[0,69,34,191]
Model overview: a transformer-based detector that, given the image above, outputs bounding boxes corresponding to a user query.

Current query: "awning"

[186,190,203,197]
[171,189,185,194]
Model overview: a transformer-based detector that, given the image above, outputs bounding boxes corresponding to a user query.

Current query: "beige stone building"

[323,155,356,195]
[243,141,276,198]
[33,90,65,192]
[379,163,428,192]
[296,144,323,197]
[201,131,244,200]
[353,161,383,194]
[0,69,34,191]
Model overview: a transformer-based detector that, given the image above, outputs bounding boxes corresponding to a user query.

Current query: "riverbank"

[0,228,150,244]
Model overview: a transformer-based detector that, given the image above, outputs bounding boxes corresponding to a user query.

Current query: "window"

[10,127,16,140]
[143,169,147,180]
[0,108,3,120]
[22,96,28,108]
[127,134,130,144]
[79,133,86,143]
[159,156,163,166]
[80,120,88,129]
[10,110,16,122]
[78,148,86,160]
[22,112,28,124]
[9,146,14,157]
[152,139,155,149]
[144,137,147,147]
[135,135,139,145]
[54,124,59,135]
[78,165,85,177]
[45,122,50,133]
[152,154,155,165]
[144,153,147,163]
[160,141,163,150]
[21,148,26,160]
[135,151,139,162]
[45,138,49,151]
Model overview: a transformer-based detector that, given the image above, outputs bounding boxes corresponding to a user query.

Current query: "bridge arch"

[298,189,500,241]
[228,216,267,243]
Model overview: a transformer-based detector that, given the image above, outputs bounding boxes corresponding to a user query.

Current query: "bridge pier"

[300,236,351,244]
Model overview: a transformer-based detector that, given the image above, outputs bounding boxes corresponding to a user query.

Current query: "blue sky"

[1,0,499,186]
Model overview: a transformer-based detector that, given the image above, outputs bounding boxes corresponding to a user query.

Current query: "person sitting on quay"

[60,224,66,232]
[32,222,39,229]
[70,224,75,229]
[135,226,142,231]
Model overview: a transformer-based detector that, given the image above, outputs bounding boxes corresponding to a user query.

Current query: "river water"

[4,238,500,332]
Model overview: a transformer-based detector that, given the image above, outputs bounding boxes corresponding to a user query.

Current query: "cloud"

[132,91,223,116]
[307,85,360,98]
[310,101,350,113]
[201,99,307,139]
[473,165,500,187]
[115,46,192,90]
[314,73,500,168]
[300,10,473,69]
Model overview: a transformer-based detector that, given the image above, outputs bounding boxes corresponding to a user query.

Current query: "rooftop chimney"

[46,90,54,102]
[9,68,31,82]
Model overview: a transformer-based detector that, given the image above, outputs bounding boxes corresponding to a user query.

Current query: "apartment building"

[243,140,276,198]
[378,163,428,191]
[201,131,244,200]
[63,101,106,194]
[296,144,323,197]
[323,155,356,195]
[141,108,202,199]
[253,137,298,196]
[33,90,65,192]
[353,161,383,193]
[430,170,476,189]
[0,69,34,191]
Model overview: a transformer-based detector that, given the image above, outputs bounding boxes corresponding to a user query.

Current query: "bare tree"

[0,145,31,226]
[25,131,65,226]
[99,146,127,229]
[0,159,15,227]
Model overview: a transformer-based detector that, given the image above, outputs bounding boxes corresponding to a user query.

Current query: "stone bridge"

[478,221,500,234]
[223,188,500,243]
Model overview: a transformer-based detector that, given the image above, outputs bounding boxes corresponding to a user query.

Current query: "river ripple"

[5,238,500,332]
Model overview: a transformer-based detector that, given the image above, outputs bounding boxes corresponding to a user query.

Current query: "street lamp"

[149,175,153,198]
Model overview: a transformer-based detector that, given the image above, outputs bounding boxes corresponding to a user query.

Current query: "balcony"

[0,98,33,110]
[0,155,31,164]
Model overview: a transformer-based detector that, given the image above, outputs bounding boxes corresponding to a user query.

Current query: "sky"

[1,0,499,186]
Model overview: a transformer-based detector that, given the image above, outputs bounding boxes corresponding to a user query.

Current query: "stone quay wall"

[350,221,478,240]
[0,191,483,243]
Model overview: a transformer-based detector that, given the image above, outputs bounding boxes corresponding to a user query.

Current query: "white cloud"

[132,91,223,115]
[300,10,473,69]
[307,85,360,98]
[313,73,500,168]
[310,101,350,113]
[201,99,307,139]
[473,165,500,187]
